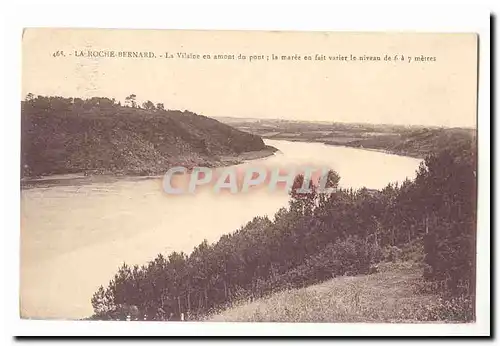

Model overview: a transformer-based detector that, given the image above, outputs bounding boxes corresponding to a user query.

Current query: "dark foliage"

[90,140,477,321]
[21,95,266,177]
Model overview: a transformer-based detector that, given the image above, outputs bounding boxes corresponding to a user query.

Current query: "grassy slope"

[208,262,448,323]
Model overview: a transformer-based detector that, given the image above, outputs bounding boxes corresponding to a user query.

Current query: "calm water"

[20,139,422,319]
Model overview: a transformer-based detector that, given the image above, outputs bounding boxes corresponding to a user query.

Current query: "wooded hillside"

[21,95,267,177]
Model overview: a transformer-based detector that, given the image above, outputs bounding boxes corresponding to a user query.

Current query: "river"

[20,139,422,319]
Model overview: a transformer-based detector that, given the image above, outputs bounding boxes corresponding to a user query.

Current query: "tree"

[125,94,137,108]
[91,285,115,317]
[86,97,114,109]
[90,145,477,321]
[420,149,476,298]
[156,103,165,111]
[73,98,84,108]
[289,174,317,216]
[25,93,35,102]
[142,100,156,110]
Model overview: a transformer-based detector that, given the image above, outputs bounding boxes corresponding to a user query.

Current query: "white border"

[1,1,491,338]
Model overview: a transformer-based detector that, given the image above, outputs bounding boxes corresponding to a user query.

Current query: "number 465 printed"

[52,50,66,57]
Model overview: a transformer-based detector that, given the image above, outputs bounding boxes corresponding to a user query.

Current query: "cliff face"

[21,100,266,177]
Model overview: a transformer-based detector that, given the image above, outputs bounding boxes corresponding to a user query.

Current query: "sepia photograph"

[15,24,487,336]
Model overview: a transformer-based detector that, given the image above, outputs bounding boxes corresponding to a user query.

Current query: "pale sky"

[22,29,478,127]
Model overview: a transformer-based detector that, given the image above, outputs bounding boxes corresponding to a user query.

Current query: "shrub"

[382,245,402,262]
[423,296,474,322]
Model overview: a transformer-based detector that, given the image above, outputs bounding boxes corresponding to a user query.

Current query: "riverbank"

[215,117,476,160]
[20,145,279,189]
[257,128,474,160]
[263,136,426,159]
[21,139,424,319]
[219,145,279,164]
[85,138,474,322]
[324,142,426,159]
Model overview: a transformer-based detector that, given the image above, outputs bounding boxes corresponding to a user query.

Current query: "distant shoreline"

[324,142,425,160]
[218,117,475,162]
[264,136,426,160]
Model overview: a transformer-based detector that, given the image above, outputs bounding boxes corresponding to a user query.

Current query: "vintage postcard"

[21,28,479,328]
